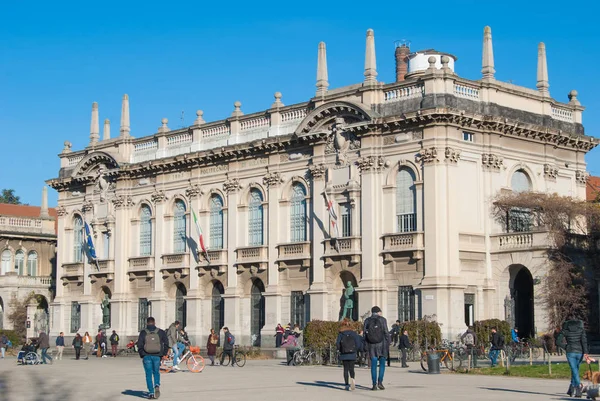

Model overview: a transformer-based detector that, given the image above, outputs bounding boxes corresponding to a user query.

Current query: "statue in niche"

[340,281,355,321]
[101,293,111,329]
[34,309,49,334]
[95,167,110,202]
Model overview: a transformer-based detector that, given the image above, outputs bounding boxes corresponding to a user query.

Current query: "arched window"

[27,252,38,276]
[15,251,24,275]
[173,200,187,253]
[140,205,153,256]
[73,215,84,263]
[210,195,224,249]
[396,168,417,232]
[1,250,11,275]
[290,183,307,242]
[511,169,532,193]
[248,189,264,246]
[509,170,533,232]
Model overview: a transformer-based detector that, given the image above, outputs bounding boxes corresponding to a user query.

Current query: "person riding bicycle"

[511,327,520,343]
[176,328,190,364]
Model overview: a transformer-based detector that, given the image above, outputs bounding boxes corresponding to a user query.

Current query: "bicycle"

[292,347,316,366]
[217,345,247,367]
[507,340,540,363]
[420,345,462,371]
[160,345,205,373]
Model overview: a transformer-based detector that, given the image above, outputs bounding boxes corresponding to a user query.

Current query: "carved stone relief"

[481,154,504,170]
[415,148,438,164]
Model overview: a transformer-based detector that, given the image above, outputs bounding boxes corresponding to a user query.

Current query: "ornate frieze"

[308,164,327,180]
[481,154,504,170]
[112,195,134,209]
[185,184,202,199]
[151,190,167,204]
[81,200,94,213]
[445,147,461,163]
[415,148,438,164]
[543,164,559,179]
[223,178,242,194]
[56,206,68,217]
[263,172,283,188]
[576,170,589,185]
[355,156,387,173]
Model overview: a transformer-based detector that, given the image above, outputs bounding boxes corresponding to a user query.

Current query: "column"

[224,176,241,337]
[50,208,68,336]
[185,190,203,342]
[112,198,132,335]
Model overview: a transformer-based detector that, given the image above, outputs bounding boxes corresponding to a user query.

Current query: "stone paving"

[0,356,576,401]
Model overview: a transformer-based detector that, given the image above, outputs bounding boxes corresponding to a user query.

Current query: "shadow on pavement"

[121,390,148,398]
[297,381,371,391]
[480,387,562,397]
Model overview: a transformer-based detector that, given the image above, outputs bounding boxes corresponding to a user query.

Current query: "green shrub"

[473,319,511,346]
[401,316,442,348]
[303,320,363,349]
[0,330,21,347]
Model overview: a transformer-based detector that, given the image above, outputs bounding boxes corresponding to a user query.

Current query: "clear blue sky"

[1,0,598,206]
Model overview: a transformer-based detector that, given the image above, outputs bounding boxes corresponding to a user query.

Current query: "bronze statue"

[101,294,110,328]
[340,281,355,321]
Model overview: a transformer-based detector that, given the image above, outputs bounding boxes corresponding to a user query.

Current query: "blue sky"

[1,0,598,206]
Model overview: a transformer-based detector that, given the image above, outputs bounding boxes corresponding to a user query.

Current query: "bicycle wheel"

[235,352,246,367]
[160,356,173,373]
[217,352,230,366]
[420,353,428,372]
[531,346,541,359]
[444,353,462,370]
[187,355,205,373]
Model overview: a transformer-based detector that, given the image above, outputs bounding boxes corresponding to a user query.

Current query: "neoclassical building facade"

[48,27,597,345]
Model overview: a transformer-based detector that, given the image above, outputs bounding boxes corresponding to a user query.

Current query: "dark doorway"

[513,267,534,338]
[212,281,225,341]
[251,279,265,346]
[175,283,187,328]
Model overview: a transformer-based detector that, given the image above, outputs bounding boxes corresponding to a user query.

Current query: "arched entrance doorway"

[510,266,534,338]
[100,287,111,329]
[339,271,359,321]
[211,281,225,340]
[175,283,187,328]
[251,279,265,346]
[34,295,50,334]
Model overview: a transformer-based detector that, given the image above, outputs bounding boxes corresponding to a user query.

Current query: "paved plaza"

[0,356,577,401]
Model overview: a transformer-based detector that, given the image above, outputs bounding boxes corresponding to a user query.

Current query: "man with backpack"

[137,317,169,399]
[110,330,120,357]
[336,319,362,391]
[363,306,390,391]
[220,327,235,367]
[460,326,478,368]
[489,327,504,368]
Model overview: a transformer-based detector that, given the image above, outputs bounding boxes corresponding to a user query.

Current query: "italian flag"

[192,209,210,263]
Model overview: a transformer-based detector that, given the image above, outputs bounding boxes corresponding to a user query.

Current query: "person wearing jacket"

[38,330,53,365]
[167,321,181,370]
[398,330,411,368]
[110,330,119,357]
[0,334,8,359]
[336,319,362,391]
[72,333,83,360]
[562,317,590,397]
[281,332,299,365]
[206,329,219,366]
[275,324,284,348]
[55,332,65,360]
[460,327,478,368]
[137,317,169,399]
[220,327,236,367]
[363,306,391,391]
[83,331,93,360]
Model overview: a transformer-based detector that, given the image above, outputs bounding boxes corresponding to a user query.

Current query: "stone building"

[47,27,597,345]
[0,188,56,337]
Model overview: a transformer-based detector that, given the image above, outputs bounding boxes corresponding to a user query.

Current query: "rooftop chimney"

[395,41,410,82]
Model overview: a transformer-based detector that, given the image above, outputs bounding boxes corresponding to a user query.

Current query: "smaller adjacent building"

[0,188,56,337]
[588,176,600,202]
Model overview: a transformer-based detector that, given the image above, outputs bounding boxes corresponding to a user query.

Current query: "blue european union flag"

[84,222,97,260]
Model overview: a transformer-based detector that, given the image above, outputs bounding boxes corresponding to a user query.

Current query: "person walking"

[390,321,400,346]
[398,330,411,368]
[275,324,284,348]
[83,331,93,360]
[489,328,503,368]
[110,330,120,357]
[206,329,219,366]
[363,306,390,391]
[137,316,169,400]
[281,332,299,365]
[167,321,181,371]
[96,329,104,357]
[562,316,590,397]
[220,327,235,367]
[460,326,478,368]
[55,332,65,361]
[336,319,362,391]
[38,330,53,365]
[72,333,83,360]
[0,334,7,359]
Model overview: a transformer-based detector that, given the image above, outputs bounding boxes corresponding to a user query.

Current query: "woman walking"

[275,324,284,348]
[83,331,93,360]
[206,329,219,366]
[562,316,590,398]
[336,319,362,391]
[72,333,83,360]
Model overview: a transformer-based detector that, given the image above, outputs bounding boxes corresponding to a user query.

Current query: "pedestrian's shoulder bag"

[144,329,162,354]
[366,317,384,344]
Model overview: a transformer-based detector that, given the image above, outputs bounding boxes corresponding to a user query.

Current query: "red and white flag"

[192,209,210,263]
[323,190,341,251]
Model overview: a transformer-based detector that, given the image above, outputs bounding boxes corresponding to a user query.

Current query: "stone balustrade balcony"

[381,232,424,262]
[196,249,227,277]
[323,236,361,267]
[127,256,155,280]
[276,242,311,269]
[490,231,551,253]
[160,253,190,279]
[90,259,115,283]
[0,274,54,289]
[61,262,84,283]
[235,246,268,272]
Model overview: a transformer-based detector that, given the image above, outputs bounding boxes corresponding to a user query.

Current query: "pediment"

[71,152,119,178]
[293,101,378,136]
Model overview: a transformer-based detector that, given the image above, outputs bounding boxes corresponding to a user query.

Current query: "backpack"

[366,317,384,344]
[228,334,235,345]
[144,329,162,354]
[464,332,475,346]
[340,332,357,354]
[497,334,505,348]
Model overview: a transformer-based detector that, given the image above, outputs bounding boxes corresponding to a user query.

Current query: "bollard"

[427,352,441,374]
[529,347,533,366]
[468,354,472,371]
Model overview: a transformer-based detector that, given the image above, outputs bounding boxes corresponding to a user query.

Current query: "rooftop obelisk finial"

[40,186,49,218]
[364,29,377,84]
[120,94,131,137]
[89,102,99,145]
[316,42,329,98]
[481,26,495,80]
[103,119,110,140]
[536,42,549,96]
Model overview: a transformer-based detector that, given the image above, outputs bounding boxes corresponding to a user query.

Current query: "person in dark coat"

[38,331,53,365]
[336,319,362,391]
[206,329,219,366]
[562,317,590,397]
[110,330,119,357]
[275,324,284,348]
[398,330,411,368]
[137,316,169,399]
[489,328,503,367]
[72,333,83,360]
[363,306,390,391]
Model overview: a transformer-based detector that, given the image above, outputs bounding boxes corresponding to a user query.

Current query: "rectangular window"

[138,298,150,332]
[71,302,81,333]
[290,291,309,329]
[340,203,351,237]
[464,293,475,327]
[508,208,533,232]
[103,232,110,259]
[463,132,474,142]
[398,286,415,322]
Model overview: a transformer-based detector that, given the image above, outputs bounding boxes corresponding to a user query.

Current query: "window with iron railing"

[291,291,309,329]
[290,183,307,242]
[210,195,224,249]
[396,168,417,233]
[398,286,415,322]
[173,200,187,252]
[140,205,153,256]
[71,302,81,333]
[248,189,264,246]
[73,215,84,262]
[138,298,149,332]
[340,203,351,237]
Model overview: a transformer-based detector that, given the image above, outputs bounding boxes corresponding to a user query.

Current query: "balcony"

[160,253,190,279]
[127,256,155,280]
[490,231,551,253]
[0,274,54,289]
[322,237,361,267]
[235,246,268,273]
[276,242,311,269]
[196,249,227,277]
[381,232,424,263]
[89,259,115,283]
[61,262,84,283]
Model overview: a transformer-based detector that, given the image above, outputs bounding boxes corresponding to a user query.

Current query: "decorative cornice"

[482,153,504,170]
[223,178,242,194]
[355,156,387,173]
[543,164,559,179]
[263,172,283,188]
[444,147,461,163]
[112,195,134,209]
[185,184,203,199]
[151,190,167,204]
[308,164,327,180]
[415,147,438,164]
[576,170,589,185]
[55,206,68,217]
